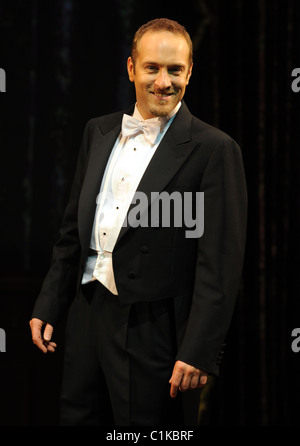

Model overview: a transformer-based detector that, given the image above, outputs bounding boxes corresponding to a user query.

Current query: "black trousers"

[60,281,200,426]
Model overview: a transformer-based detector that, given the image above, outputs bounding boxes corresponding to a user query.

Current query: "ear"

[127,57,135,82]
[186,62,193,85]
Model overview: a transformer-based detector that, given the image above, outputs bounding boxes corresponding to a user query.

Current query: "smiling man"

[30,18,247,426]
[127,27,192,118]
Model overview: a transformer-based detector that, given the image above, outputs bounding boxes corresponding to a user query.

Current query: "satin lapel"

[78,119,122,256]
[116,102,198,244]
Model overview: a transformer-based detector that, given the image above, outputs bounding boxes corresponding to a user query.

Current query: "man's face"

[127,31,193,119]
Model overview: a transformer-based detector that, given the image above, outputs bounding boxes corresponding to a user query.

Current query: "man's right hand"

[29,318,57,353]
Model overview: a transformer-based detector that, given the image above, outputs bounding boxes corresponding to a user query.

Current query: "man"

[30,18,247,426]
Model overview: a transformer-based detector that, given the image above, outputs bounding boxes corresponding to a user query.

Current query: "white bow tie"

[121,114,162,145]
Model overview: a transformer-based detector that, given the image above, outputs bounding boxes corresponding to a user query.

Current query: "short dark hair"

[131,18,193,68]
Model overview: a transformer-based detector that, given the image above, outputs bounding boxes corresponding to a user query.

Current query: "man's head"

[127,18,193,119]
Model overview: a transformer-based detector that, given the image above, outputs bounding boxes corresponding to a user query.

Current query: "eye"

[168,66,184,75]
[146,65,158,72]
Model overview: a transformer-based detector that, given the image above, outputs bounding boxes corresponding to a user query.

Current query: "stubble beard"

[149,104,171,117]
[148,95,179,118]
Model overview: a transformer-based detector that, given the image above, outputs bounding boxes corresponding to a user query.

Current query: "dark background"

[0,0,299,426]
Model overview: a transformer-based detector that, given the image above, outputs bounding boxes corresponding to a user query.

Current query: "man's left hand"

[169,360,208,398]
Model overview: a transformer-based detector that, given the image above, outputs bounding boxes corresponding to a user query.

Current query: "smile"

[151,92,174,98]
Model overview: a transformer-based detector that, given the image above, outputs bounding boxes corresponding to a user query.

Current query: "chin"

[149,103,175,118]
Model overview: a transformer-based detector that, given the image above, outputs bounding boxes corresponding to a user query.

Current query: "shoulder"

[190,114,237,148]
[176,102,240,152]
[188,114,244,168]
[184,112,245,171]
[85,109,125,133]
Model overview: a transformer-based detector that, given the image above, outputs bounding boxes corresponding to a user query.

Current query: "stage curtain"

[0,0,299,426]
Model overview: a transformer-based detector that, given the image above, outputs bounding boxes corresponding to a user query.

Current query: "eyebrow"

[143,62,186,69]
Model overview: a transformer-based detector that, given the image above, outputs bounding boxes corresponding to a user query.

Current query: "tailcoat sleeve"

[31,120,92,326]
[175,136,247,376]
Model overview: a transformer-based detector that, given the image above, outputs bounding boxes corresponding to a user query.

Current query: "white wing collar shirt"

[82,102,181,294]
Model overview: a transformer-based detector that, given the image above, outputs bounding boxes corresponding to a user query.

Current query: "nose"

[154,68,172,90]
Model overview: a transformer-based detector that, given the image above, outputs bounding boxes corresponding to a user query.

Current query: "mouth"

[150,91,174,100]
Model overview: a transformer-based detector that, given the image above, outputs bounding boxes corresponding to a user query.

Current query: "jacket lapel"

[116,102,199,244]
[78,114,123,256]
